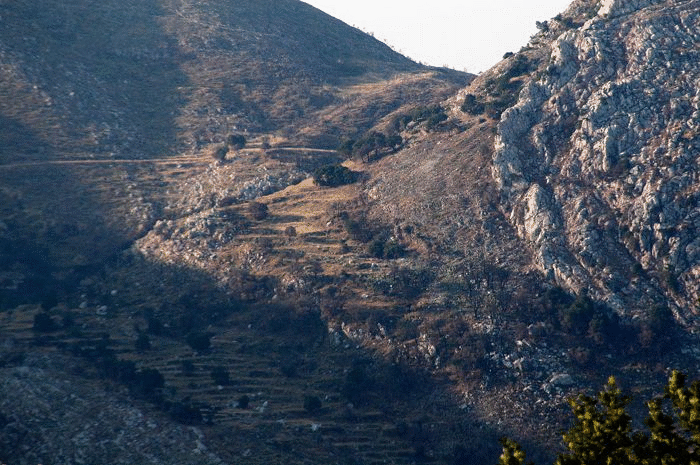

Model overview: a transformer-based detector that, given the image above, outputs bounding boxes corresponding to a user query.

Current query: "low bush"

[303,395,322,413]
[33,312,58,332]
[313,164,359,187]
[135,333,151,352]
[248,201,269,220]
[186,331,212,352]
[210,366,231,386]
[460,94,485,115]
[369,237,405,259]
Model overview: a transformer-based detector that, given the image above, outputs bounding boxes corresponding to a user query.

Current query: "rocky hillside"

[0,0,468,280]
[490,0,700,320]
[2,0,700,464]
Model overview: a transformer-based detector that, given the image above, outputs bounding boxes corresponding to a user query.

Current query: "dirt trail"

[0,147,338,170]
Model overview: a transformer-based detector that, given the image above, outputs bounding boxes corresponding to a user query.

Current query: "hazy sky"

[302,0,574,73]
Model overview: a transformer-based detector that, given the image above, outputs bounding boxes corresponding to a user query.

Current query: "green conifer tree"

[496,371,700,465]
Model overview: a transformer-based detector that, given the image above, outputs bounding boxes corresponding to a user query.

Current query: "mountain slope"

[3,0,700,464]
[0,0,467,162]
[0,0,469,283]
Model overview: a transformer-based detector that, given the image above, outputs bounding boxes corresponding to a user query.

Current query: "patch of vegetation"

[135,332,151,352]
[498,371,700,465]
[369,237,406,259]
[338,211,376,243]
[460,94,485,115]
[168,401,203,425]
[32,311,58,332]
[210,366,231,386]
[482,55,533,118]
[371,266,434,299]
[391,105,449,132]
[303,395,322,413]
[313,164,360,187]
[338,131,403,162]
[226,133,246,150]
[186,331,212,352]
[236,395,250,409]
[248,201,269,220]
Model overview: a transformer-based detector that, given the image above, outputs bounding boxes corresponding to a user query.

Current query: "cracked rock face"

[492,0,700,320]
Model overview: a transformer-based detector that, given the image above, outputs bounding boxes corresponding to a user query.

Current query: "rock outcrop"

[492,0,700,321]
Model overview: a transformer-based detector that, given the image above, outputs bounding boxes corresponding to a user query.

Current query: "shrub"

[337,138,356,156]
[342,361,375,405]
[169,401,203,425]
[133,368,164,400]
[558,294,596,335]
[237,394,250,409]
[135,333,151,352]
[33,312,58,332]
[498,372,700,465]
[210,143,228,162]
[226,134,246,150]
[369,238,405,259]
[210,366,231,385]
[181,360,196,376]
[303,395,323,413]
[248,201,269,220]
[461,94,485,115]
[340,212,374,243]
[146,315,163,336]
[186,331,212,352]
[313,164,359,187]
[425,112,448,130]
[347,131,403,161]
[373,267,433,299]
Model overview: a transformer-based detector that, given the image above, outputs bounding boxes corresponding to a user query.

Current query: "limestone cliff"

[491,0,700,321]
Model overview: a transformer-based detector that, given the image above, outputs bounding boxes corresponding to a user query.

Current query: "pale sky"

[303,0,574,73]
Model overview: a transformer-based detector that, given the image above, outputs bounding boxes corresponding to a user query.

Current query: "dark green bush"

[340,131,403,161]
[33,312,57,332]
[342,361,375,405]
[248,201,269,220]
[559,294,597,335]
[425,112,448,130]
[133,368,164,400]
[169,401,203,425]
[461,94,485,115]
[210,366,231,385]
[237,395,250,409]
[369,238,406,259]
[147,315,163,335]
[303,395,323,413]
[186,331,212,352]
[341,212,374,243]
[337,138,356,156]
[135,333,151,352]
[313,164,359,187]
[181,360,196,376]
[226,133,246,150]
